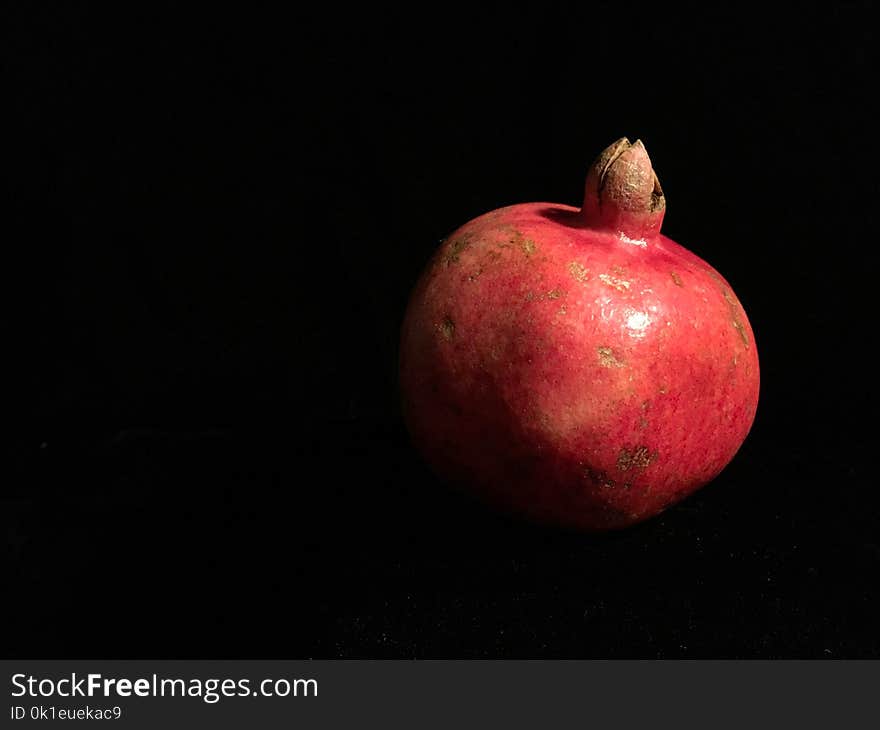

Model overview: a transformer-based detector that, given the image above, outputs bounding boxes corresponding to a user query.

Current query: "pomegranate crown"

[581,137,666,240]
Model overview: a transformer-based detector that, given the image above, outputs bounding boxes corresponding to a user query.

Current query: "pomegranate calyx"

[580,137,666,241]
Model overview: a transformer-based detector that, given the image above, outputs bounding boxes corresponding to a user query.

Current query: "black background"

[4,5,878,658]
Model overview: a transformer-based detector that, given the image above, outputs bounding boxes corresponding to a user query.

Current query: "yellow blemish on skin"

[597,346,624,368]
[599,273,631,291]
[720,286,749,347]
[527,288,565,303]
[438,316,455,340]
[493,226,536,256]
[568,261,589,282]
[584,466,617,490]
[732,319,749,346]
[617,446,657,472]
[443,236,471,266]
[671,272,683,287]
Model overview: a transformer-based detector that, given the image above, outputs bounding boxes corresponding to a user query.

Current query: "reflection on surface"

[625,309,651,337]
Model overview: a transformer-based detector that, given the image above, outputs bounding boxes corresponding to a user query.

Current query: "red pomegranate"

[399,138,759,530]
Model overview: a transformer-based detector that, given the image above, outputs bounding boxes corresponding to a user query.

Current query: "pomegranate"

[399,138,759,530]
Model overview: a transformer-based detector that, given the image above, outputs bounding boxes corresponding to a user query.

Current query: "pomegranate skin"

[399,140,759,530]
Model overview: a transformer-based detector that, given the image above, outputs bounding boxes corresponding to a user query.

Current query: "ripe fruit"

[399,138,759,530]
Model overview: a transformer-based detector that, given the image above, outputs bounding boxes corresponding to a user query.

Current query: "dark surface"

[4,5,878,657]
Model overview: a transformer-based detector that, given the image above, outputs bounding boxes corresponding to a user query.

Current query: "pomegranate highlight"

[399,138,759,530]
